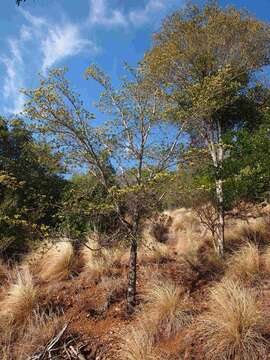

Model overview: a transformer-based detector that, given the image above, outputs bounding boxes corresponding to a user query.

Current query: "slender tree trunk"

[215,119,224,257]
[126,208,139,314]
[215,177,224,257]
[126,236,137,314]
[207,119,225,257]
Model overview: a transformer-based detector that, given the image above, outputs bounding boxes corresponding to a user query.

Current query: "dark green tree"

[0,117,66,257]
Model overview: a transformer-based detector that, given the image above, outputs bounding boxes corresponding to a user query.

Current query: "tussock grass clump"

[15,310,67,359]
[0,259,9,285]
[81,235,123,277]
[142,280,192,339]
[226,243,261,282]
[170,208,201,234]
[225,218,270,252]
[194,279,267,360]
[117,322,160,360]
[0,268,37,327]
[37,241,74,282]
[261,245,270,274]
[141,227,174,263]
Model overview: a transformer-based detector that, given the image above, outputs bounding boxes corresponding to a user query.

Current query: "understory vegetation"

[1,0,270,358]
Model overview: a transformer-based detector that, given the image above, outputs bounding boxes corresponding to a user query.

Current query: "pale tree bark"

[205,119,224,257]
[215,119,224,257]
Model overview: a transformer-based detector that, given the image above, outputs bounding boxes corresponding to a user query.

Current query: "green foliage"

[0,118,66,257]
[22,68,113,188]
[223,124,270,205]
[57,174,118,239]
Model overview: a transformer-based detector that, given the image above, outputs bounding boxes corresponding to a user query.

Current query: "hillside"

[1,2,270,359]
[1,205,270,359]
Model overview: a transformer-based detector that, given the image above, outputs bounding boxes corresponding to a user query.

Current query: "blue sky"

[1,0,270,116]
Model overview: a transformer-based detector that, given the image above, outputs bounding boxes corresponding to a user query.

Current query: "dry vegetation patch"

[81,234,124,278]
[142,279,192,340]
[116,321,161,360]
[0,267,37,328]
[194,279,268,360]
[226,243,261,282]
[38,241,74,282]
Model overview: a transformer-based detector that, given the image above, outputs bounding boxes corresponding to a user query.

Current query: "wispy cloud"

[1,39,25,114]
[88,0,178,28]
[1,9,98,114]
[129,0,168,26]
[19,10,97,72]
[41,23,96,72]
[88,0,127,27]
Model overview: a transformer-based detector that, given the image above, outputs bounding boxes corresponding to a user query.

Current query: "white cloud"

[20,11,97,72]
[19,8,46,28]
[88,0,127,27]
[20,25,32,41]
[1,40,25,114]
[1,10,98,114]
[88,0,178,28]
[41,23,96,72]
[129,0,167,26]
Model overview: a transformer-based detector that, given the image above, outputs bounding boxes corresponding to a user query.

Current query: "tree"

[0,117,66,257]
[85,64,182,312]
[23,65,182,312]
[143,1,270,257]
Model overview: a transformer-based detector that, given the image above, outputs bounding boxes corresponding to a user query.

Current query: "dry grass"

[36,240,74,282]
[194,279,267,360]
[116,321,160,360]
[0,268,37,328]
[142,280,192,340]
[164,208,204,265]
[140,225,175,263]
[261,245,270,274]
[81,234,124,277]
[225,218,270,252]
[226,243,261,282]
[0,259,9,285]
[15,310,67,359]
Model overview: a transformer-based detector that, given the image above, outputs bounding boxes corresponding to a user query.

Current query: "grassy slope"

[1,205,270,359]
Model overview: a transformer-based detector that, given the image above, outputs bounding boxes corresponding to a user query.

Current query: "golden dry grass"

[140,227,174,262]
[261,245,270,274]
[37,240,74,282]
[225,217,270,252]
[226,243,261,282]
[142,280,192,340]
[194,279,267,360]
[0,268,37,328]
[81,235,124,277]
[15,310,67,359]
[116,321,160,360]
